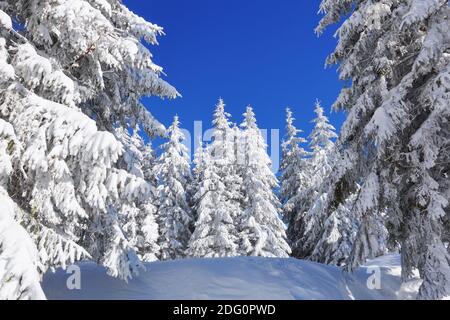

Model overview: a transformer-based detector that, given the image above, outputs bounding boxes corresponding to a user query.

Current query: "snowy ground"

[42,254,421,300]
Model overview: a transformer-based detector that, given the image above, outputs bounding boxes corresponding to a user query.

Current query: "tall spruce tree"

[279,108,310,255]
[309,192,361,265]
[308,101,337,182]
[187,99,241,257]
[295,100,338,258]
[113,126,160,262]
[190,138,206,221]
[0,119,45,300]
[0,0,176,298]
[156,116,193,260]
[317,0,450,299]
[239,106,291,257]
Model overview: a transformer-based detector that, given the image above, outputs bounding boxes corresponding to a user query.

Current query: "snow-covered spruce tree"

[1,0,178,136]
[188,149,240,257]
[156,116,193,260]
[279,108,310,255]
[209,102,244,229]
[113,126,160,262]
[417,237,450,300]
[0,0,176,298]
[308,182,387,266]
[294,100,338,258]
[190,137,206,220]
[136,131,161,262]
[308,101,337,184]
[317,0,450,298]
[309,192,360,265]
[239,106,291,257]
[0,195,45,300]
[0,42,142,280]
[0,119,45,300]
[187,99,241,257]
[230,123,246,223]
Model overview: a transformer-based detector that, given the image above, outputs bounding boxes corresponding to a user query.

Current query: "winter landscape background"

[1,0,449,300]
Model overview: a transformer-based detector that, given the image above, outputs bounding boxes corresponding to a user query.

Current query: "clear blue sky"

[124,0,346,155]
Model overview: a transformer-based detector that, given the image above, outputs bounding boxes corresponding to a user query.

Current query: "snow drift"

[42,254,420,300]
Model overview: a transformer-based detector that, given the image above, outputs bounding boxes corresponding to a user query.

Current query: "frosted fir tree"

[113,126,160,262]
[238,106,291,258]
[229,123,246,223]
[279,108,310,254]
[136,133,161,262]
[308,100,337,183]
[309,193,360,266]
[114,126,149,179]
[187,149,239,257]
[294,100,337,258]
[317,0,450,299]
[308,180,388,266]
[209,99,244,224]
[1,0,178,136]
[0,196,46,300]
[417,237,450,300]
[190,138,209,222]
[187,100,241,257]
[0,119,45,300]
[0,1,177,298]
[191,138,206,212]
[156,116,193,260]
[0,30,93,282]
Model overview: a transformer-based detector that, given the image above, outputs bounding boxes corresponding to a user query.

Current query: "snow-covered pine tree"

[209,100,244,226]
[113,126,160,262]
[115,126,149,179]
[317,0,450,299]
[0,119,45,300]
[308,100,337,182]
[229,123,246,225]
[156,116,193,260]
[295,100,338,258]
[0,195,46,300]
[309,192,360,266]
[1,0,178,136]
[136,133,161,263]
[239,106,291,258]
[187,99,241,257]
[190,138,206,221]
[187,149,240,257]
[279,108,310,256]
[0,0,176,298]
[417,237,450,300]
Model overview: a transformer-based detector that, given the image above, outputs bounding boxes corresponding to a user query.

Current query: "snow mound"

[42,254,419,300]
